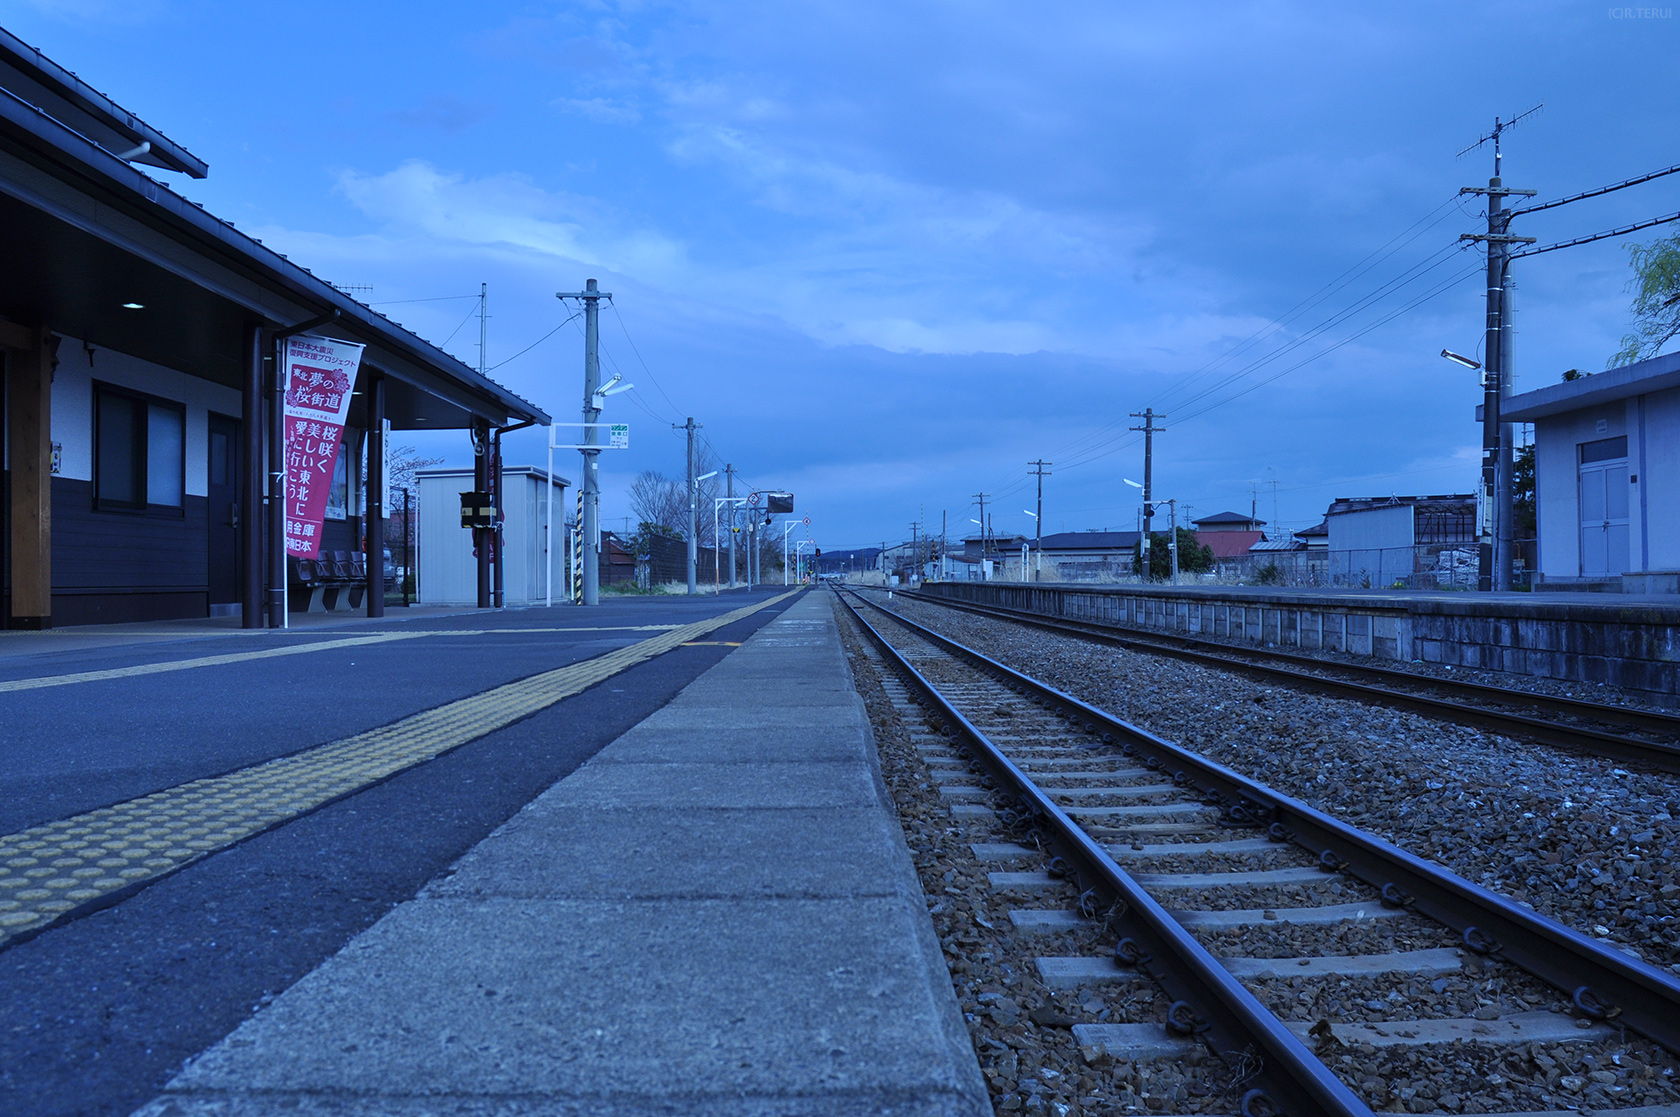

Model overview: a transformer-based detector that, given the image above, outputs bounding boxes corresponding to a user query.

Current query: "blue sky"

[8,1,1678,548]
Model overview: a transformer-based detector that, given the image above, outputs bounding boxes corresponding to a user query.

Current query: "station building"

[1505,350,1680,592]
[0,31,546,628]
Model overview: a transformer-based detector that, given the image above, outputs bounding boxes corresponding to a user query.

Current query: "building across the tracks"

[1505,351,1680,593]
[0,30,546,628]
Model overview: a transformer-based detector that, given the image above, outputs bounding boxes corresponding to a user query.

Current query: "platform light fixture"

[1440,348,1481,371]
[121,301,144,309]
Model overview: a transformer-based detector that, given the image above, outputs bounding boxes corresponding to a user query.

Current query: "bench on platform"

[288,551,367,612]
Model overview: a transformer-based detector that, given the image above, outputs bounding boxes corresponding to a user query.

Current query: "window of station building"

[1579,435,1628,464]
[94,384,184,514]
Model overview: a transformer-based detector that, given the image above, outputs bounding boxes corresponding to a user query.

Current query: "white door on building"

[1578,436,1630,576]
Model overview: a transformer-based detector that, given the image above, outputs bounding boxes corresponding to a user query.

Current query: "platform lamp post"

[1123,478,1151,581]
[782,518,803,585]
[1023,509,1038,580]
[795,538,814,583]
[714,494,747,592]
[688,469,718,594]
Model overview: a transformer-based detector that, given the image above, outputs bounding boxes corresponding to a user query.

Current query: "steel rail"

[897,589,1680,774]
[838,590,1372,1117]
[843,589,1680,1063]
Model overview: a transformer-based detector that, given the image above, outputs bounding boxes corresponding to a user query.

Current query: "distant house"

[953,533,1029,580]
[1294,520,1330,552]
[1323,494,1476,588]
[1038,530,1141,581]
[1504,350,1680,592]
[1191,511,1267,565]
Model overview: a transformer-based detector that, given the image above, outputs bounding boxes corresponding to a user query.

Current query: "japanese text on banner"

[282,335,365,560]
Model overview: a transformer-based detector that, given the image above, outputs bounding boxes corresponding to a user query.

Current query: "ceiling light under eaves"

[121,302,144,309]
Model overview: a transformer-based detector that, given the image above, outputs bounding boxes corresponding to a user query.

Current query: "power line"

[370,294,480,305]
[1511,160,1680,218]
[487,312,581,371]
[1513,210,1680,258]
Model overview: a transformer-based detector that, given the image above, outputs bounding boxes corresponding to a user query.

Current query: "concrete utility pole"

[1029,459,1051,582]
[910,522,919,582]
[674,417,701,594]
[556,278,611,605]
[1129,410,1164,579]
[1459,112,1538,592]
[1461,191,1535,590]
[725,464,737,588]
[973,492,990,579]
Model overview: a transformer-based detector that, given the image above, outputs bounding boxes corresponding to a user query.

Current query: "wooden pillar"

[365,373,385,617]
[5,324,57,629]
[241,323,264,627]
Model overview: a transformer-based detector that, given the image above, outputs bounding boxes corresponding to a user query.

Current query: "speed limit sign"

[748,491,760,507]
[803,515,811,526]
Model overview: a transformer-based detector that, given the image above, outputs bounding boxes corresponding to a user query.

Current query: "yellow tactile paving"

[0,591,797,945]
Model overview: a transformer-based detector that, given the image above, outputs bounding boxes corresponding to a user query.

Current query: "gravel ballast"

[839,591,1680,1114]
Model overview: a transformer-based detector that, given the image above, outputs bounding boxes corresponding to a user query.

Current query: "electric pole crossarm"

[1512,211,1680,259]
[1460,233,1538,245]
[1459,186,1538,198]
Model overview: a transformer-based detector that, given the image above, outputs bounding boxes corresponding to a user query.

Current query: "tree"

[1609,230,1680,367]
[386,446,444,591]
[1513,443,1536,542]
[626,453,724,544]
[628,470,686,535]
[1131,527,1214,579]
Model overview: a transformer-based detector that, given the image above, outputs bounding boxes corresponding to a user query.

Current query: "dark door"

[207,413,240,608]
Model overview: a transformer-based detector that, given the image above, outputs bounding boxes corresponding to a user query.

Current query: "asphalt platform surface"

[0,589,811,1117]
[130,591,989,1116]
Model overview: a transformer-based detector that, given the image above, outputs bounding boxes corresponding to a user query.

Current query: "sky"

[6,0,1678,549]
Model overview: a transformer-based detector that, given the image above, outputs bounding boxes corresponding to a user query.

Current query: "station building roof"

[1504,350,1680,424]
[0,31,547,430]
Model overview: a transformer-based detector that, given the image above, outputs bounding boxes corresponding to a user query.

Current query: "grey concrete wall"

[924,581,1680,700]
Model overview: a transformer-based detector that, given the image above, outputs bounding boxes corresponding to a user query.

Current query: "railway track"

[836,588,1680,1117]
[892,588,1680,776]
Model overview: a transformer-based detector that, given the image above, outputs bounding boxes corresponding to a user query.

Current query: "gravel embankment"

[879,594,1680,975]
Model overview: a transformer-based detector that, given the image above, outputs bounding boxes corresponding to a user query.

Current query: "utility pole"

[1029,459,1051,582]
[556,278,611,605]
[725,464,737,589]
[674,417,701,594]
[1459,110,1539,592]
[910,522,919,583]
[478,282,489,376]
[974,492,990,580]
[1129,410,1164,579]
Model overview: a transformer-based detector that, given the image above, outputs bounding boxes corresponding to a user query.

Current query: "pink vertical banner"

[281,335,365,559]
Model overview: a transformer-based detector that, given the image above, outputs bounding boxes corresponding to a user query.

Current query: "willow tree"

[1610,230,1680,367]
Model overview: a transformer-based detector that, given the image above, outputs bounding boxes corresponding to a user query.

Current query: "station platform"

[135,592,990,1117]
[921,579,1680,698]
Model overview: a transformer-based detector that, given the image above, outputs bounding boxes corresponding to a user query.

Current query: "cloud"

[333,160,686,279]
[551,97,641,126]
[386,95,494,133]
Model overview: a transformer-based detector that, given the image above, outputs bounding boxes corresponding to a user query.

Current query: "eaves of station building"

[0,28,548,630]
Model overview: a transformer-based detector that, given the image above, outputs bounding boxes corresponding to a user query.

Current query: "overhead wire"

[488,312,581,372]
